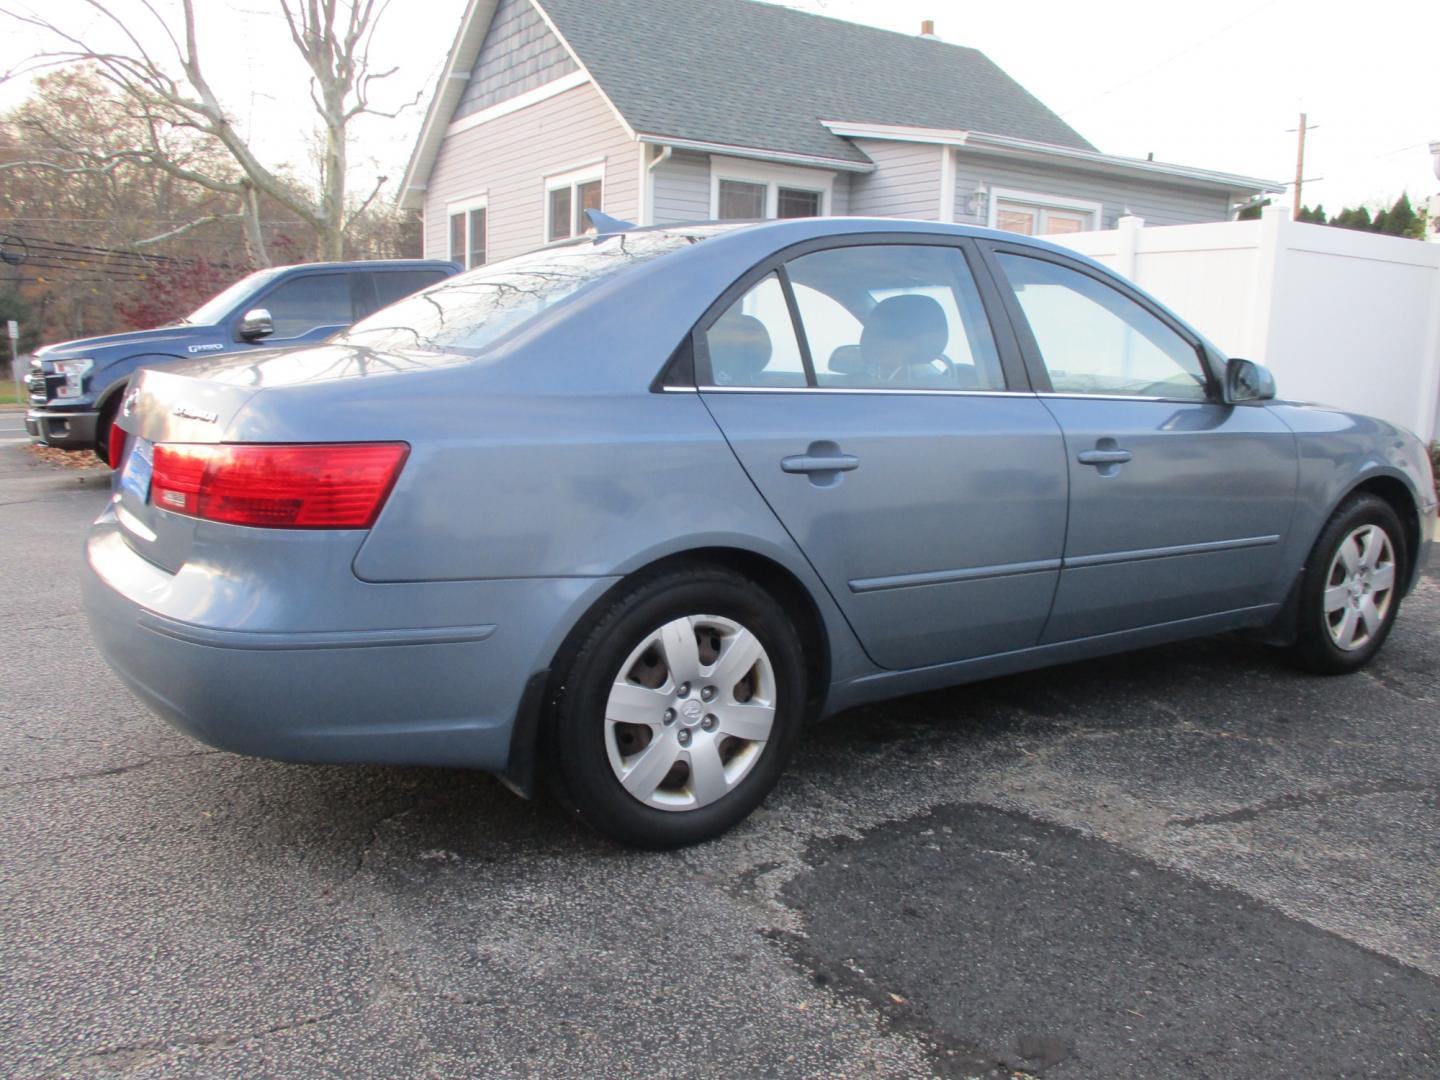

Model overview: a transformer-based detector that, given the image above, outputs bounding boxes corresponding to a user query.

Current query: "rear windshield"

[336,232,700,356]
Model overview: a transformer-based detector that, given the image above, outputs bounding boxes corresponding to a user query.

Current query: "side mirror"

[1225,357,1276,403]
[238,308,275,341]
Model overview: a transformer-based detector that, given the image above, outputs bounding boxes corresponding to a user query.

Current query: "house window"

[989,189,1101,236]
[546,166,604,241]
[447,199,487,268]
[710,155,833,221]
[777,188,821,218]
[717,180,766,220]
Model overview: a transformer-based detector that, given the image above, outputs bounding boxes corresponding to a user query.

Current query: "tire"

[547,565,806,849]
[93,392,123,467]
[1278,494,1407,674]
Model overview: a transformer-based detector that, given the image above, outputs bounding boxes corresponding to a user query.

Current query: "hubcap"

[1323,524,1396,652]
[604,614,777,812]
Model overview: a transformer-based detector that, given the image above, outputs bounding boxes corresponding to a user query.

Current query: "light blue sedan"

[85,217,1437,848]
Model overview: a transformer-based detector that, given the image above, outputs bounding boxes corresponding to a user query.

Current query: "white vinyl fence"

[1051,204,1440,442]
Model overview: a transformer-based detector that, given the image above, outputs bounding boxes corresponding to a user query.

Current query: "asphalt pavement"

[2,439,1437,1079]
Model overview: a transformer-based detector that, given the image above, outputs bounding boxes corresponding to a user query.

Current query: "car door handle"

[1077,448,1132,466]
[781,453,860,474]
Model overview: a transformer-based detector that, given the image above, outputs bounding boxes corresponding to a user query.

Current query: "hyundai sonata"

[85,217,1437,848]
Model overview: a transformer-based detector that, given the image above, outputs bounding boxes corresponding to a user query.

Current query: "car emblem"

[122,387,140,417]
[172,404,219,424]
[680,699,704,725]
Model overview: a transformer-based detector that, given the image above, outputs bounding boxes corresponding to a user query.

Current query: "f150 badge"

[173,404,219,423]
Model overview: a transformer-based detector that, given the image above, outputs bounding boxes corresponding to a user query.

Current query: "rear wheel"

[1279,494,1406,674]
[548,566,805,848]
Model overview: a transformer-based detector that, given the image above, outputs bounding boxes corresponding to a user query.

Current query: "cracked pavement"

[1,441,1437,1078]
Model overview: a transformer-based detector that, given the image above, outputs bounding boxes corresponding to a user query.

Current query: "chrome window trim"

[1036,391,1215,405]
[695,385,1035,397]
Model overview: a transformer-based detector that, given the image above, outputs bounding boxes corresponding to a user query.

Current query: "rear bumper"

[26,407,99,451]
[83,514,615,771]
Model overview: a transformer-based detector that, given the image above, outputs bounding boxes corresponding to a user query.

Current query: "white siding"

[953,150,1233,229]
[651,150,710,223]
[847,139,942,219]
[424,82,641,263]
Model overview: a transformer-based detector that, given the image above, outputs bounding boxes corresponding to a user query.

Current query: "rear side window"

[372,270,448,310]
[786,245,1005,391]
[995,253,1209,400]
[258,274,354,338]
[701,274,807,388]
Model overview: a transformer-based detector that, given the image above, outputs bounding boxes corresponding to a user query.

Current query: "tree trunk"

[319,107,346,262]
[240,184,271,268]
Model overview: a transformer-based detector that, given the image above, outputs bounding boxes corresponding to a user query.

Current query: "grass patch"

[1431,442,1439,501]
[0,380,26,405]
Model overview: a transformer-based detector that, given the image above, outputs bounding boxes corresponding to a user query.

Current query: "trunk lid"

[112,366,265,573]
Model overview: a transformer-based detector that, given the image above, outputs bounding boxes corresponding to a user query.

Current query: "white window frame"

[543,161,605,242]
[987,187,1102,234]
[709,155,834,220]
[446,193,489,269]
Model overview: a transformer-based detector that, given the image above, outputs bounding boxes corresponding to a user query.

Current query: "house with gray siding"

[401,0,1282,267]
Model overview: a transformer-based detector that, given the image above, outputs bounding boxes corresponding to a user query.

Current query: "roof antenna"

[585,209,637,239]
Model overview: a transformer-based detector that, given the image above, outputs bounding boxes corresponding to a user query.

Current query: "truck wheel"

[93,392,123,467]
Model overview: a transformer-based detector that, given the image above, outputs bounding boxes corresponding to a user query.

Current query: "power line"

[1059,0,1287,119]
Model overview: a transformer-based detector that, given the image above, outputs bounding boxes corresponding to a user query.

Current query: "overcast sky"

[2,0,1436,215]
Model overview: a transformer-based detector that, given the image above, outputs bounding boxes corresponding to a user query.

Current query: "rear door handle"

[782,453,860,474]
[1077,449,1132,466]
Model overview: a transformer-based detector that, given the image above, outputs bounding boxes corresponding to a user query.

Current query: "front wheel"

[1279,494,1406,674]
[548,566,806,848]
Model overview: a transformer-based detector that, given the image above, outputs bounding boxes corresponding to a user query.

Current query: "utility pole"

[1290,113,1319,220]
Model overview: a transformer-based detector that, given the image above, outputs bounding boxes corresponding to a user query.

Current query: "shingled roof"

[537,0,1095,164]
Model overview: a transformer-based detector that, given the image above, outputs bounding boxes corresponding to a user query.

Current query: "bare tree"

[1,0,414,264]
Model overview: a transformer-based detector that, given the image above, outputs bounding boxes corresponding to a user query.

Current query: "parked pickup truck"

[26,258,460,464]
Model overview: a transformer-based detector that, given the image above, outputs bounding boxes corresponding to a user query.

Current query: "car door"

[697,238,1069,671]
[236,271,358,349]
[980,243,1298,642]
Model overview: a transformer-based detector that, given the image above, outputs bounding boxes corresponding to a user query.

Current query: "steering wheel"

[902,353,957,383]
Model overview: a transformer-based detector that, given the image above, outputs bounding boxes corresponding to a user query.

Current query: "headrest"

[708,312,772,384]
[860,294,949,369]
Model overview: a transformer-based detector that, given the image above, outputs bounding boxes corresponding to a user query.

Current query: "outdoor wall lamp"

[967,184,990,220]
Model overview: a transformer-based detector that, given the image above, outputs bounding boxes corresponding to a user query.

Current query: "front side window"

[717,180,766,221]
[548,174,604,241]
[258,273,353,338]
[786,244,1005,391]
[995,253,1209,400]
[701,273,806,387]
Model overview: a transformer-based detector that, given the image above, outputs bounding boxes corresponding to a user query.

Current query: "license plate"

[120,437,154,504]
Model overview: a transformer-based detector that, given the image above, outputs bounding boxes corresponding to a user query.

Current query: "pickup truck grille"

[27,371,49,401]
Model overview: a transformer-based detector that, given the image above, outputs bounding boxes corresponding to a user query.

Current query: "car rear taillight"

[108,425,127,470]
[150,443,409,529]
